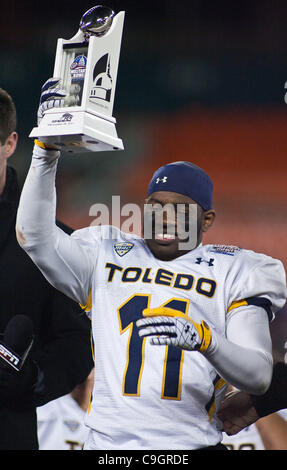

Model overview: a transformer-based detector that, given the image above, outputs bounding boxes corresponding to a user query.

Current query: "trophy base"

[29,109,124,153]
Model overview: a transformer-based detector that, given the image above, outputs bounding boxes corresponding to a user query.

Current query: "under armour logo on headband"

[156,176,168,184]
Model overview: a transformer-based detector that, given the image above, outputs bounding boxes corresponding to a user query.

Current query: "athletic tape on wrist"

[198,320,212,353]
[34,139,59,151]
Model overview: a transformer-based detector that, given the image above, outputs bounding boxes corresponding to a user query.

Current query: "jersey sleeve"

[26,225,101,307]
[56,225,105,305]
[227,252,287,321]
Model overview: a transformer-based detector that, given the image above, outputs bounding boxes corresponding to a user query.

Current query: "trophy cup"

[30,5,125,153]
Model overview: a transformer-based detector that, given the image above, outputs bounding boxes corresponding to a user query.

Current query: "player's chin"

[145,236,181,261]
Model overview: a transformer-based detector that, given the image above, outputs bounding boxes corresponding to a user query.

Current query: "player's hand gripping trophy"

[30,5,125,153]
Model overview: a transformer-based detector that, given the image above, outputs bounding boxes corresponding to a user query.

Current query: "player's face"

[143,191,215,261]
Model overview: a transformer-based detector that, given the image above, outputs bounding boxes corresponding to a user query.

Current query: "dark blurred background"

[1,0,287,356]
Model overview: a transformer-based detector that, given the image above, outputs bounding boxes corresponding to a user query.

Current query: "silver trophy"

[30,5,125,153]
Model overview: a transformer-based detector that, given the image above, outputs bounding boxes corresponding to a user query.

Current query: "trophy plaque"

[30,5,125,153]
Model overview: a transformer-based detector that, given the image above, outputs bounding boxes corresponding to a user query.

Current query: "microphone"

[0,315,34,371]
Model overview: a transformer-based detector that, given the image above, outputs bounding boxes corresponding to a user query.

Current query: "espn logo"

[0,344,21,371]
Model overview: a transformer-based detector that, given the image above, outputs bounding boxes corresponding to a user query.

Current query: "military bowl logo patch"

[210,244,241,256]
[114,242,134,257]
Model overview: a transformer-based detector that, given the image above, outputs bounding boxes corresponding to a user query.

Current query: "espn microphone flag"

[0,315,34,371]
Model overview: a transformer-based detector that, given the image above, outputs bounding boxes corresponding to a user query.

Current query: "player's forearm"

[137,306,273,395]
[16,143,59,250]
[205,329,273,395]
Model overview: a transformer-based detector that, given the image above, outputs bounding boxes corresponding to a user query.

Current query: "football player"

[15,80,286,450]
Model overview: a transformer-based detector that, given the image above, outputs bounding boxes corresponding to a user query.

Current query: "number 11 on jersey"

[117,294,190,400]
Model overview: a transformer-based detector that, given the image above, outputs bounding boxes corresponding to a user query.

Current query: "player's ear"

[3,132,18,159]
[202,209,216,232]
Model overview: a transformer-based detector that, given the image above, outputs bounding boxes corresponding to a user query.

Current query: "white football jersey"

[69,226,286,450]
[222,409,287,450]
[37,395,88,450]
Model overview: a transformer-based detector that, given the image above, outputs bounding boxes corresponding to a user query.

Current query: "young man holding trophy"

[16,5,287,450]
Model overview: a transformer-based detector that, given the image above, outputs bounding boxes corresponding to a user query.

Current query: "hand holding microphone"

[0,315,38,408]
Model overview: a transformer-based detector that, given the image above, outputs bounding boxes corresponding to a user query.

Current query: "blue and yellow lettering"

[196,278,216,298]
[155,269,174,286]
[173,274,194,291]
[105,263,217,298]
[142,268,153,283]
[122,267,142,282]
[106,262,123,281]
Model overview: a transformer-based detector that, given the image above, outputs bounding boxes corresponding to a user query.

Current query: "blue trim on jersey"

[245,296,273,322]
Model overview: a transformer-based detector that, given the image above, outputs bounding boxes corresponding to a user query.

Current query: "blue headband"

[147,161,213,210]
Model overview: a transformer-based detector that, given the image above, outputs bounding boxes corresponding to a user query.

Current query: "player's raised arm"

[16,80,95,306]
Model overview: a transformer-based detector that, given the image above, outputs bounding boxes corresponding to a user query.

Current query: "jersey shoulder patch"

[208,244,241,256]
[114,242,134,257]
